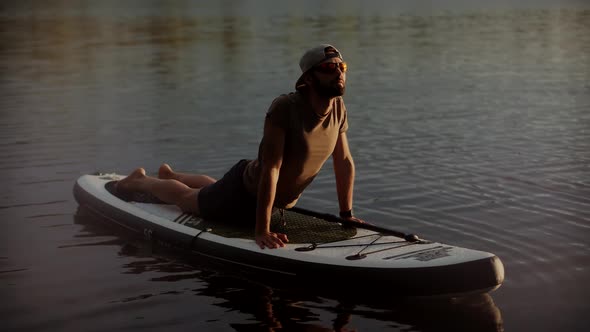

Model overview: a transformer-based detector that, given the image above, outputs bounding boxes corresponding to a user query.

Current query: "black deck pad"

[197,210,357,243]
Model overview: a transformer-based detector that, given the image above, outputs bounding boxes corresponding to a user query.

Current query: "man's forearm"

[334,157,355,212]
[255,166,279,235]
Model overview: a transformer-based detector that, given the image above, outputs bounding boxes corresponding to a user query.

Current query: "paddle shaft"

[289,206,420,242]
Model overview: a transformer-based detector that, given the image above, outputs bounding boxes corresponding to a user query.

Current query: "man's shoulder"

[275,91,303,105]
[269,93,289,107]
[269,92,304,112]
[266,93,298,127]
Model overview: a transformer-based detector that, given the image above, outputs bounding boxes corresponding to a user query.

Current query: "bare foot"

[116,168,146,193]
[158,163,174,179]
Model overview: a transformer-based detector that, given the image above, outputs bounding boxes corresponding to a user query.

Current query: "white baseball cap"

[295,44,343,90]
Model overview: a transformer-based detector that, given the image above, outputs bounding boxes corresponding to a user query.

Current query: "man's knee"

[177,190,200,214]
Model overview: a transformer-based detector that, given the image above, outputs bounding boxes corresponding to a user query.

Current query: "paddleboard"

[73,173,504,297]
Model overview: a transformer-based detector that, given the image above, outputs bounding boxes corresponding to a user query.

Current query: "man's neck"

[307,91,334,117]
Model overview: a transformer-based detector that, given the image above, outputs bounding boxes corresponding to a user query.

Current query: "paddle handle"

[288,206,420,242]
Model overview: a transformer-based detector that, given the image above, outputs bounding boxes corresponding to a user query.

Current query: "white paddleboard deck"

[74,173,504,297]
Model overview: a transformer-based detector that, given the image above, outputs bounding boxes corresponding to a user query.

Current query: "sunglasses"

[314,62,348,74]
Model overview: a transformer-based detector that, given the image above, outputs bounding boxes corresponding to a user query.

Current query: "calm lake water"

[1,1,589,331]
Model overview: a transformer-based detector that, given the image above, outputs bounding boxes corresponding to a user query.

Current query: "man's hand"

[342,216,365,224]
[255,232,289,249]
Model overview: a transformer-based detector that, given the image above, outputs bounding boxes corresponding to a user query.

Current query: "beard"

[311,74,345,98]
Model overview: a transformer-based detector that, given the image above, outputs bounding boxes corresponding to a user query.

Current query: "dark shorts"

[197,159,257,224]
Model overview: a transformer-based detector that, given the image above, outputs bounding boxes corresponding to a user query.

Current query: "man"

[117,44,363,249]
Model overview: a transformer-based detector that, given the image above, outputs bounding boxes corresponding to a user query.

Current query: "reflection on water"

[72,207,503,332]
[1,1,589,331]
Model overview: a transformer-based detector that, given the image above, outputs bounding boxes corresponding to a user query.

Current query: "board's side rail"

[288,207,421,242]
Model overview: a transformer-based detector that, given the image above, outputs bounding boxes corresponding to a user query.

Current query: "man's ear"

[303,72,314,86]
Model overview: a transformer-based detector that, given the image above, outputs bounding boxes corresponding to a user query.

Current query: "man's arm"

[255,117,289,249]
[332,132,362,221]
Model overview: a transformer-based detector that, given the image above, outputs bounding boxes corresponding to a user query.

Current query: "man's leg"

[158,164,216,189]
[117,168,201,214]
